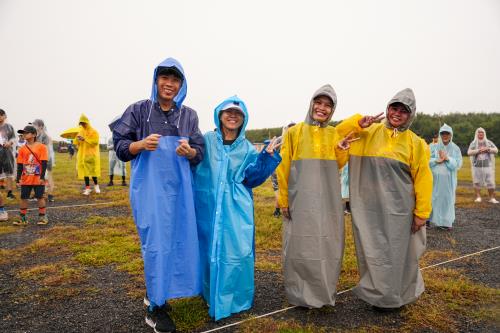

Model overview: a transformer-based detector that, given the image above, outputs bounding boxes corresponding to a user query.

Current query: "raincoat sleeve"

[335,114,364,138]
[277,129,292,208]
[467,142,479,156]
[187,112,204,166]
[445,146,463,171]
[74,129,99,148]
[334,143,349,170]
[333,115,364,169]
[487,141,498,155]
[411,138,433,219]
[243,149,282,188]
[112,104,140,162]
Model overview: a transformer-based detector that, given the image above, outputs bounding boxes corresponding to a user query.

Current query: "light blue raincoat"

[429,124,463,227]
[194,96,281,320]
[340,163,349,199]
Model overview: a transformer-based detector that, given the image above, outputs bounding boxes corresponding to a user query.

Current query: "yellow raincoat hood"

[79,114,90,125]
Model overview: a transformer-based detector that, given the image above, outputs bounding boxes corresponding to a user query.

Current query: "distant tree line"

[246,112,500,154]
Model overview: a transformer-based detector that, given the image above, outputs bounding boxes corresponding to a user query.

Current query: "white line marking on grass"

[199,245,500,333]
[420,245,500,270]
[5,201,114,213]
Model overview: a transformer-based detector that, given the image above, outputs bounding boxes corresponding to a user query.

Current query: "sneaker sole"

[145,317,175,333]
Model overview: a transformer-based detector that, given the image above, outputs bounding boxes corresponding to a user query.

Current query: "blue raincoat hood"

[150,57,187,109]
[213,95,249,143]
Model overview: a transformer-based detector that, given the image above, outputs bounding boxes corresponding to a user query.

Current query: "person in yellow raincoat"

[74,114,101,195]
[337,88,432,311]
[276,84,364,308]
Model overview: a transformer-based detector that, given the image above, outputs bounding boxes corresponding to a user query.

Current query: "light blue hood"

[438,123,454,148]
[213,95,249,143]
[150,57,187,109]
[439,123,453,138]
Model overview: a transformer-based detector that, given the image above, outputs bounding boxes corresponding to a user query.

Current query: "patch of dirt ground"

[0,200,499,332]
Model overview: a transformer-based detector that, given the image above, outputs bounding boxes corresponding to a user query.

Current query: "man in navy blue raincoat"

[110,57,204,333]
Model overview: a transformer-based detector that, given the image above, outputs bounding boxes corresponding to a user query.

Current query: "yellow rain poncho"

[74,114,101,179]
[277,84,356,308]
[337,88,432,308]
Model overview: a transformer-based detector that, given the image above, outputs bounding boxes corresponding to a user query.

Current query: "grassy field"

[1,152,499,332]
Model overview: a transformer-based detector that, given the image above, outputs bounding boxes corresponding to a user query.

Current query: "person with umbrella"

[74,115,101,195]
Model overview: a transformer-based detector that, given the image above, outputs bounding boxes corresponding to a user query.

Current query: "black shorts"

[20,185,45,200]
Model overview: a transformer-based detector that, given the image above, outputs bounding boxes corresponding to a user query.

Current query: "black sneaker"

[121,181,128,186]
[48,194,55,202]
[145,305,176,333]
[273,208,281,218]
[425,221,431,229]
[107,182,114,186]
[7,192,15,200]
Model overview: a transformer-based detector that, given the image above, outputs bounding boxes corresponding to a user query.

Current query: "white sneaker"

[0,211,8,221]
[488,198,499,204]
[474,197,482,203]
[82,188,92,195]
[94,185,101,194]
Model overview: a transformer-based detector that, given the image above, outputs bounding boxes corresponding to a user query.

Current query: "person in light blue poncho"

[110,57,204,333]
[194,96,281,320]
[340,163,350,214]
[429,124,463,230]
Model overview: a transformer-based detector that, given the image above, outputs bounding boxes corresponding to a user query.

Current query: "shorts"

[0,149,14,176]
[21,185,45,200]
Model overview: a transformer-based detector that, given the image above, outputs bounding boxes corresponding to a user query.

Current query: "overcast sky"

[1,0,499,142]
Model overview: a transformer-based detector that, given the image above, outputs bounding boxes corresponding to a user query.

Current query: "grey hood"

[384,88,417,132]
[305,84,337,128]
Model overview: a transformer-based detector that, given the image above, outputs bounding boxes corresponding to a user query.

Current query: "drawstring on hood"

[384,88,417,136]
[305,84,337,128]
[147,57,187,124]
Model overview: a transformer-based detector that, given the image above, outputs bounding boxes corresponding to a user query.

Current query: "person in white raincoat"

[429,124,462,229]
[467,128,498,203]
[106,137,127,186]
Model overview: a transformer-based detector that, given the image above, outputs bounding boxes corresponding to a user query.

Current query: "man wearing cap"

[336,88,432,311]
[110,57,204,333]
[14,125,49,225]
[193,96,281,320]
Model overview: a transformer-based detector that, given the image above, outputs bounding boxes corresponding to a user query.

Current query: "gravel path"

[0,201,498,333]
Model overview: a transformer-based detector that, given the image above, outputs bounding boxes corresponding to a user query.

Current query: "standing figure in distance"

[429,124,462,230]
[467,127,498,203]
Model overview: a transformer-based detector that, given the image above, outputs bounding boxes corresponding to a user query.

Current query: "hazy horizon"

[1,0,499,143]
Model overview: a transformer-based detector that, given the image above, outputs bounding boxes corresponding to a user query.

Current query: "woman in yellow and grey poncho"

[276,84,360,308]
[74,114,101,195]
[337,88,432,310]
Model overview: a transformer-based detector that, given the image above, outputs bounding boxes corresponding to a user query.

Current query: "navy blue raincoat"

[110,58,204,307]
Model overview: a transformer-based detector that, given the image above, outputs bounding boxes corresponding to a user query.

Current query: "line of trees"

[246,112,500,154]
